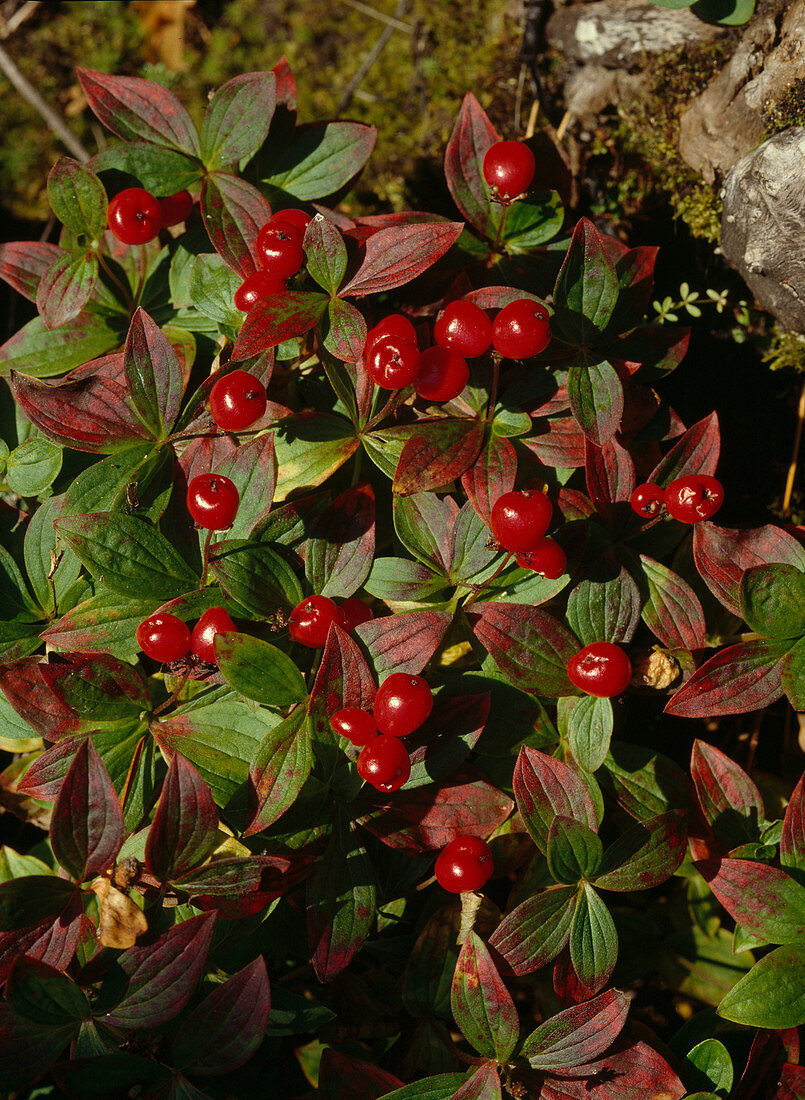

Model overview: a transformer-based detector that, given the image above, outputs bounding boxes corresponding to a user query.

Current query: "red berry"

[630,483,665,519]
[357,735,411,792]
[209,370,267,432]
[435,836,494,893]
[331,708,378,746]
[516,538,567,578]
[338,597,374,632]
[289,595,341,648]
[567,642,632,698]
[365,314,417,356]
[186,474,239,530]
[434,299,493,358]
[159,190,193,227]
[664,475,724,523]
[415,346,469,403]
[270,208,312,234]
[136,613,191,663]
[373,673,433,738]
[234,270,287,311]
[256,222,305,279]
[482,141,535,201]
[107,187,162,245]
[191,606,237,664]
[366,337,421,390]
[490,490,552,553]
[492,299,551,359]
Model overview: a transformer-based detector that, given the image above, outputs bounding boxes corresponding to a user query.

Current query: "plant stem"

[98,251,135,312]
[350,445,364,487]
[486,351,502,421]
[198,528,214,589]
[151,668,192,718]
[462,551,513,608]
[492,202,510,253]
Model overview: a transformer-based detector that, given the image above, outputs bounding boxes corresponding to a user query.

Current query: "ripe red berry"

[365,314,418,355]
[664,475,724,523]
[516,538,567,579]
[435,836,494,893]
[492,299,551,359]
[289,595,341,648]
[366,337,421,389]
[482,141,535,201]
[415,346,469,403]
[434,299,493,358]
[270,208,312,234]
[191,606,237,664]
[373,673,433,738]
[159,190,194,227]
[256,222,305,279]
[338,597,374,632]
[209,370,267,432]
[630,483,665,519]
[107,187,162,245]
[234,270,287,312]
[186,474,239,530]
[331,708,378,746]
[357,735,411,792]
[136,613,191,663]
[567,642,632,698]
[490,490,552,553]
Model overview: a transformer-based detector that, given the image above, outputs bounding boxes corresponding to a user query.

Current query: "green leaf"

[246,705,312,834]
[685,1039,734,1098]
[47,157,106,241]
[690,0,756,25]
[5,438,62,496]
[0,542,38,617]
[553,218,619,343]
[0,314,122,379]
[54,512,198,599]
[24,496,81,614]
[560,694,613,774]
[215,631,307,707]
[740,563,805,640]
[569,884,617,990]
[566,359,624,446]
[782,637,805,710]
[547,816,603,884]
[188,253,244,329]
[500,190,564,251]
[378,1075,470,1100]
[260,120,376,201]
[201,71,276,169]
[61,444,173,521]
[92,142,203,194]
[8,956,88,1027]
[566,561,641,645]
[305,215,347,295]
[209,539,303,615]
[273,413,358,501]
[718,942,805,1027]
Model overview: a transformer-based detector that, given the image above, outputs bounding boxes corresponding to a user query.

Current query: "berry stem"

[486,351,502,422]
[462,550,513,607]
[365,388,409,432]
[491,202,510,254]
[97,250,135,312]
[151,667,192,717]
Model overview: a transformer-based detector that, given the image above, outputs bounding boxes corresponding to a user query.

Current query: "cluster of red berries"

[288,594,373,648]
[488,489,566,578]
[234,208,312,312]
[630,475,724,524]
[107,187,193,245]
[136,606,236,665]
[567,641,632,698]
[482,140,535,203]
[436,296,551,361]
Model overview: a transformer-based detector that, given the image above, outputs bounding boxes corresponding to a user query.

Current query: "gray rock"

[721,126,805,332]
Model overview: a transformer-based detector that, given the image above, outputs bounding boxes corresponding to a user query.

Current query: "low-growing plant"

[0,59,802,1099]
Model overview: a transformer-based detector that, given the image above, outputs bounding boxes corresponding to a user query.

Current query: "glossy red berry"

[338,597,374,632]
[191,606,237,664]
[136,613,191,663]
[516,538,567,579]
[158,190,193,227]
[234,270,287,311]
[366,338,421,389]
[482,141,535,201]
[289,595,341,648]
[365,313,417,351]
[415,346,469,403]
[357,735,411,792]
[630,483,665,519]
[209,370,267,431]
[664,475,724,523]
[490,490,552,553]
[567,642,632,698]
[256,222,305,279]
[373,673,433,738]
[492,299,551,359]
[270,208,312,234]
[186,474,239,530]
[107,187,162,245]
[434,300,493,358]
[331,708,378,746]
[435,836,494,893]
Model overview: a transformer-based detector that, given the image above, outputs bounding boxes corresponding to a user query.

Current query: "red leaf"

[318,1049,404,1100]
[489,885,576,975]
[231,291,328,360]
[462,434,517,526]
[145,753,220,882]
[513,746,599,854]
[451,931,519,1062]
[103,912,216,1029]
[211,431,277,539]
[0,658,83,740]
[524,416,586,469]
[77,68,199,155]
[36,252,97,330]
[307,822,376,983]
[339,221,464,297]
[469,602,578,697]
[0,893,83,985]
[177,430,237,483]
[781,774,805,877]
[309,623,376,734]
[124,308,186,438]
[10,354,152,453]
[50,739,124,882]
[648,411,720,488]
[0,241,64,302]
[665,639,790,717]
[538,1040,685,1099]
[614,324,691,380]
[690,740,764,850]
[359,773,512,853]
[696,858,805,944]
[17,737,85,800]
[444,92,498,237]
[306,482,375,598]
[521,988,629,1072]
[406,692,490,787]
[173,856,289,917]
[452,1061,502,1100]
[776,1063,805,1100]
[201,172,272,278]
[355,610,452,678]
[637,554,706,650]
[693,521,805,616]
[393,419,484,496]
[585,437,636,506]
[272,56,297,111]
[553,949,600,1007]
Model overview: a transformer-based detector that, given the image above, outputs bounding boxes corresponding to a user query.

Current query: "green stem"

[151,667,192,718]
[462,551,513,608]
[491,202,510,253]
[97,250,134,312]
[350,445,364,487]
[486,352,502,422]
[198,528,214,589]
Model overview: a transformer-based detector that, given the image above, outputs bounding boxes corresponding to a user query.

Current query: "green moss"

[763,78,805,137]
[762,324,805,374]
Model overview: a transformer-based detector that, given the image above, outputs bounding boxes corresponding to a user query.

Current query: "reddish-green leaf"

[648,411,720,488]
[539,1040,686,1100]
[717,942,805,1029]
[513,747,600,854]
[444,92,498,236]
[0,899,84,985]
[394,491,457,573]
[638,554,706,650]
[145,753,219,882]
[306,482,375,598]
[77,68,200,155]
[173,958,270,1072]
[521,988,629,1071]
[469,602,578,697]
[7,956,89,1028]
[782,638,805,711]
[172,855,289,917]
[451,1063,501,1100]
[585,436,635,507]
[37,252,98,330]
[50,739,124,882]
[0,241,64,301]
[305,213,348,295]
[1,312,120,380]
[781,774,805,879]
[693,522,805,616]
[318,1049,404,1100]
[324,297,367,362]
[308,623,376,751]
[566,561,641,645]
[124,308,185,439]
[740,563,805,640]
[489,885,576,975]
[0,876,78,932]
[451,931,519,1061]
[200,72,276,170]
[393,419,484,496]
[567,360,624,446]
[595,811,686,891]
[665,639,790,717]
[201,171,272,277]
[462,434,517,526]
[245,704,311,835]
[553,219,619,343]
[0,1004,76,1092]
[355,610,453,678]
[214,632,308,707]
[691,740,763,850]
[260,119,376,201]
[340,221,463,297]
[525,415,586,470]
[615,322,691,381]
[569,884,617,992]
[103,912,216,1029]
[697,858,805,943]
[47,156,107,241]
[600,742,692,821]
[232,290,328,359]
[211,431,277,541]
